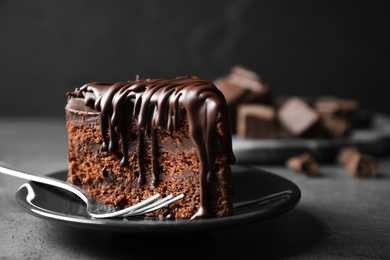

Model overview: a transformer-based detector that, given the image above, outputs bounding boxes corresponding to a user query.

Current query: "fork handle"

[0,165,87,204]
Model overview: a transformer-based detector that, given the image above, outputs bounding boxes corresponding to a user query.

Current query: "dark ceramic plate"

[233,112,390,164]
[15,165,300,233]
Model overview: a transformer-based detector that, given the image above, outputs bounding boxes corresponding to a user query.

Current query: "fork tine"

[90,193,185,219]
[123,193,162,213]
[0,165,185,219]
[141,194,185,215]
[89,193,161,219]
[124,194,174,216]
[126,194,185,216]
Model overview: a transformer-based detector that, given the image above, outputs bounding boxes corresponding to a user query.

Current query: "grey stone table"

[1,117,389,259]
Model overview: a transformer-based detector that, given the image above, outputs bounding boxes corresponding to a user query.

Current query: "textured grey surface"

[1,117,389,259]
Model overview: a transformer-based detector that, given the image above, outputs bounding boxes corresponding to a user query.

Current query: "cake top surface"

[67,76,234,155]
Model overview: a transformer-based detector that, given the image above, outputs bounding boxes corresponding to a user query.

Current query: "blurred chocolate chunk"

[227,65,270,102]
[237,104,279,139]
[287,153,318,176]
[277,97,319,137]
[338,147,380,177]
[213,77,248,105]
[318,115,350,138]
[275,95,313,109]
[313,96,360,138]
[338,146,360,165]
[214,65,272,133]
[314,96,358,120]
[315,96,358,121]
[214,65,366,141]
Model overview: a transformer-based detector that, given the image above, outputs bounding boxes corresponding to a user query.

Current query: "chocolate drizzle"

[70,76,235,219]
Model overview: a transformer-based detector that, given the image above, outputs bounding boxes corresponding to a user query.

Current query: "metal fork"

[0,165,184,219]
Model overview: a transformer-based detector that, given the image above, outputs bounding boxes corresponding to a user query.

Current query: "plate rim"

[15,165,301,233]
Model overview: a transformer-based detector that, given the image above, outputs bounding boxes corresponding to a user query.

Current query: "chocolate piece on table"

[214,65,272,133]
[237,104,279,139]
[277,97,320,137]
[338,147,380,177]
[338,146,360,165]
[353,155,380,178]
[286,153,318,176]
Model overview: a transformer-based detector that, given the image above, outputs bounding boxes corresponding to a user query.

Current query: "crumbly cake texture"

[66,76,235,219]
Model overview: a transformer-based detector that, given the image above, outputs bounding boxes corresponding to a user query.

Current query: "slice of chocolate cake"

[65,76,235,219]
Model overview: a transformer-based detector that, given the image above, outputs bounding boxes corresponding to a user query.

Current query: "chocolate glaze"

[67,76,235,219]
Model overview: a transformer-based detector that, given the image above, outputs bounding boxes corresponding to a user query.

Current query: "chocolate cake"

[65,76,235,219]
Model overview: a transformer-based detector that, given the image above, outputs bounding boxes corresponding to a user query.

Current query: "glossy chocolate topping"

[67,76,235,219]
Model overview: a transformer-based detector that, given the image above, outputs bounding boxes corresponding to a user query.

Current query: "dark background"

[1,0,389,117]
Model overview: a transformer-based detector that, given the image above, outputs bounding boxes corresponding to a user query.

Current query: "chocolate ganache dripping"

[72,76,235,219]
